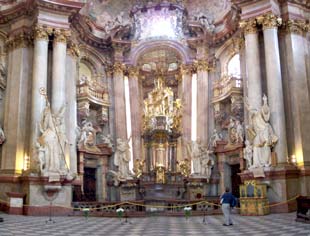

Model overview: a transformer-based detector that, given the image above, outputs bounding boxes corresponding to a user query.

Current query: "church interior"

[0,0,309,224]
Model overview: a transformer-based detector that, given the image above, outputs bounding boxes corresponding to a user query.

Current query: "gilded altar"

[142,75,182,184]
[239,180,270,215]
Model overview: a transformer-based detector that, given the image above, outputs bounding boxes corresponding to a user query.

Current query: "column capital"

[256,13,282,30]
[239,19,258,35]
[33,25,53,41]
[282,19,309,36]
[54,29,71,44]
[5,32,32,52]
[113,61,126,74]
[193,60,212,72]
[180,63,194,75]
[127,65,139,78]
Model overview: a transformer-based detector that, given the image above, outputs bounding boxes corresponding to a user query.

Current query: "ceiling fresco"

[79,0,232,38]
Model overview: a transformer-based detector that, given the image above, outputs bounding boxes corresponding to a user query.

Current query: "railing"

[71,197,221,217]
[213,76,243,100]
[77,81,109,106]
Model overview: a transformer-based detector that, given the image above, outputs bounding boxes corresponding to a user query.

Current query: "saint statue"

[37,102,68,178]
[243,140,253,169]
[227,118,237,145]
[186,140,207,175]
[77,120,100,152]
[245,95,278,168]
[209,129,221,148]
[236,120,244,143]
[114,137,133,180]
[0,124,5,144]
[200,150,214,180]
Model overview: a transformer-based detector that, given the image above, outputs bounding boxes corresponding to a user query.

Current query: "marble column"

[179,64,192,157]
[29,26,49,168]
[52,29,69,113]
[1,33,32,173]
[240,19,262,110]
[128,66,142,161]
[282,21,310,168]
[65,42,79,173]
[196,60,209,144]
[113,62,127,139]
[258,14,288,164]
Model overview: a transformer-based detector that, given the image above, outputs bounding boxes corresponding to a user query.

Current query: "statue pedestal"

[6,192,25,215]
[239,165,300,213]
[20,175,75,216]
[119,180,138,201]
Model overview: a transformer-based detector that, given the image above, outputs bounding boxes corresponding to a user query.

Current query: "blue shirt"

[221,192,235,205]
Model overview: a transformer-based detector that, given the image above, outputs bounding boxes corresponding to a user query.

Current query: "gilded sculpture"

[143,74,182,132]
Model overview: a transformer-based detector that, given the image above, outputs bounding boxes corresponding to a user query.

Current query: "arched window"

[227,54,241,78]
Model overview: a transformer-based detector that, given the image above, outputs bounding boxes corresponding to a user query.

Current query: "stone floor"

[0,212,309,236]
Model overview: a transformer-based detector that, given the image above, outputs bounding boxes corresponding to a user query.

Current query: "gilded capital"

[282,20,308,36]
[194,60,210,71]
[5,32,32,51]
[256,14,282,30]
[127,66,139,78]
[33,25,52,41]
[239,19,257,34]
[113,62,126,74]
[180,64,193,75]
[54,29,71,44]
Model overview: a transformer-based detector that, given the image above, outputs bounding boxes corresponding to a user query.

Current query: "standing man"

[220,187,236,226]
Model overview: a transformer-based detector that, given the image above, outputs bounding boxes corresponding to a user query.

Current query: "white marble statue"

[0,63,6,82]
[227,117,237,144]
[37,102,68,178]
[98,133,113,148]
[243,140,253,169]
[245,95,278,168]
[186,140,202,175]
[209,129,222,148]
[77,120,100,152]
[114,137,132,180]
[200,150,214,180]
[236,120,244,143]
[0,124,5,144]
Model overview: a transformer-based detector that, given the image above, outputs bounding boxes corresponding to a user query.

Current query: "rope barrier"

[0,195,300,212]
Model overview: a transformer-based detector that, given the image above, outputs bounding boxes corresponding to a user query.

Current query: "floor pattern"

[0,212,309,236]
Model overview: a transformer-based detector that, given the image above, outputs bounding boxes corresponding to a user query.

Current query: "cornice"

[71,15,111,50]
[0,0,34,25]
[35,0,84,15]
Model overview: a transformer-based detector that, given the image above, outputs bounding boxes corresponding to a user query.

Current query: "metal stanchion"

[122,210,132,225]
[46,201,56,224]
